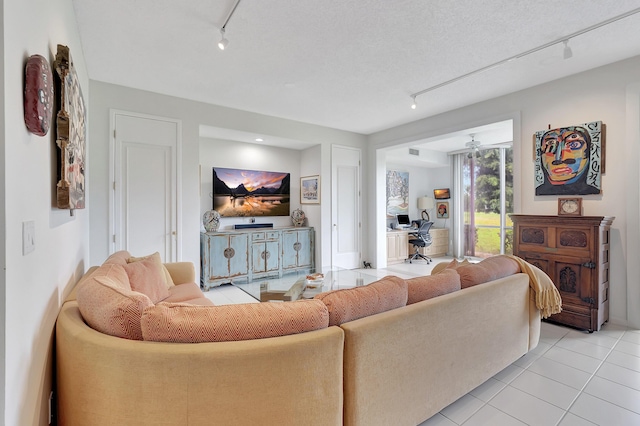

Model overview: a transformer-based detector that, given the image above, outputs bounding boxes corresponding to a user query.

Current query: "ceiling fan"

[465,134,481,158]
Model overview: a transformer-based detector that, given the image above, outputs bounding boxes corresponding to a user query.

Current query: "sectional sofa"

[55,251,553,426]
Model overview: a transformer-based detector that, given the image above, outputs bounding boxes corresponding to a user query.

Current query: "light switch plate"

[23,221,35,255]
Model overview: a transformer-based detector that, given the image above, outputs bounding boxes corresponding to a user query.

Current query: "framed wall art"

[433,188,451,199]
[386,170,409,217]
[54,44,86,211]
[300,175,320,204]
[533,121,604,196]
[436,202,449,219]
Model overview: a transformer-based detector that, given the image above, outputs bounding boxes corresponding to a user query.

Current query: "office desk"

[386,228,449,264]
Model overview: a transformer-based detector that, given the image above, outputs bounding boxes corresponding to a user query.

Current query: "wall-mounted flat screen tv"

[433,188,451,199]
[213,167,290,217]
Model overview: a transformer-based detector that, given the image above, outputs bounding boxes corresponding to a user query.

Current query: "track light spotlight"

[563,40,573,60]
[217,0,241,52]
[218,28,229,50]
[411,96,417,110]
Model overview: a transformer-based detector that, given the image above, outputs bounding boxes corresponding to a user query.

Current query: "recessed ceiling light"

[255,138,264,142]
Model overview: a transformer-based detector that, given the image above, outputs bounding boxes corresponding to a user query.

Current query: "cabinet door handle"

[582,261,596,269]
[581,297,595,304]
[224,248,235,259]
[293,242,301,251]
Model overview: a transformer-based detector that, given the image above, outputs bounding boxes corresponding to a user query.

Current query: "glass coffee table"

[233,268,383,302]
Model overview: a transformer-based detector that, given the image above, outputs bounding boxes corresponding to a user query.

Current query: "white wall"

[300,145,324,266]
[89,81,367,279]
[369,56,640,328]
[3,0,90,424]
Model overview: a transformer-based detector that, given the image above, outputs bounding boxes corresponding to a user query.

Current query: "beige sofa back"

[56,300,345,425]
[340,273,538,426]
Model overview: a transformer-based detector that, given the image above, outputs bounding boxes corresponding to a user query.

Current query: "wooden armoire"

[511,215,614,332]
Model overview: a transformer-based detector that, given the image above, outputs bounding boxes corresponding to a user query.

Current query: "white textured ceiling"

[73,0,640,142]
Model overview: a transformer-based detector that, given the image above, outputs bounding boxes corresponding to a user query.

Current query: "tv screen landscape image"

[213,167,291,217]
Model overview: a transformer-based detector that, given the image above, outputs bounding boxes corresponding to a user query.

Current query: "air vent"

[409,148,420,156]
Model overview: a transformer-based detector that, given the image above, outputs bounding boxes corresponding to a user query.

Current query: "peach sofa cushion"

[431,258,470,275]
[89,262,131,291]
[140,300,329,342]
[405,269,461,304]
[161,282,214,306]
[481,255,521,276]
[455,255,520,288]
[127,252,175,288]
[123,256,170,303]
[314,276,408,326]
[103,250,131,266]
[77,275,153,340]
[163,282,206,302]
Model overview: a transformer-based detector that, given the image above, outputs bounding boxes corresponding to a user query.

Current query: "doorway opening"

[377,116,517,266]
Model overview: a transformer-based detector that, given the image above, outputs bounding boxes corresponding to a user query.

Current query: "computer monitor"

[396,214,411,227]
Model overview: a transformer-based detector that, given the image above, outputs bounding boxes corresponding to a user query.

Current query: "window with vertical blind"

[452,145,513,259]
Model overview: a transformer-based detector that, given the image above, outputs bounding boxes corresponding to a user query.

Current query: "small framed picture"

[434,188,450,200]
[436,202,449,219]
[301,175,320,204]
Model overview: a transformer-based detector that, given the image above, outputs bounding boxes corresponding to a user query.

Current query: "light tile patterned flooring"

[203,258,640,426]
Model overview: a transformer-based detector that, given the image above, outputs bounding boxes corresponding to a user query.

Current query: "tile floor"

[203,258,640,426]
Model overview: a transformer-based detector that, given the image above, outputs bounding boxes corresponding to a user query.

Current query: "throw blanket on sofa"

[506,255,562,319]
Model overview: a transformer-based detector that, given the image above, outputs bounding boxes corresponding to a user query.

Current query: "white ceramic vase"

[203,210,221,232]
[291,208,305,227]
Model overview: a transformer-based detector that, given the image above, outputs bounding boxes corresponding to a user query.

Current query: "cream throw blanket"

[505,255,562,319]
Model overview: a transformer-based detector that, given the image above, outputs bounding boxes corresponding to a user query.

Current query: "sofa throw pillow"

[480,255,521,277]
[89,262,131,291]
[313,275,408,326]
[406,269,461,304]
[103,250,131,266]
[430,258,470,275]
[77,275,153,340]
[127,252,175,288]
[122,255,170,303]
[455,255,520,288]
[140,300,329,343]
[455,263,495,288]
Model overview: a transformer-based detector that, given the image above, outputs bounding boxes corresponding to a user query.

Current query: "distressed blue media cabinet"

[200,227,315,290]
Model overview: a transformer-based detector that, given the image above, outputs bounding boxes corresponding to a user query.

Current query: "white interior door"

[111,111,180,261]
[331,145,361,268]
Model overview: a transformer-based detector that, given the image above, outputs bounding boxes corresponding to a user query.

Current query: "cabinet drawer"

[517,225,593,256]
[554,226,593,255]
[252,232,266,241]
[252,231,279,241]
[546,309,592,331]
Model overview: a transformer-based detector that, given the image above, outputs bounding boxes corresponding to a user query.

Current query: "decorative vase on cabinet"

[203,210,220,232]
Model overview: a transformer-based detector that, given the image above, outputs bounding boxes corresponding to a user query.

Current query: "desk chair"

[406,220,433,264]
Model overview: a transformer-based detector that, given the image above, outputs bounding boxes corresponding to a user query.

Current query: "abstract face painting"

[534,121,603,195]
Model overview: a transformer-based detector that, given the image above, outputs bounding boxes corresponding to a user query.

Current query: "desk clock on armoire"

[511,215,614,332]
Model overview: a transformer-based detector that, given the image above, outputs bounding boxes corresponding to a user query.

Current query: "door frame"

[109,109,183,260]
